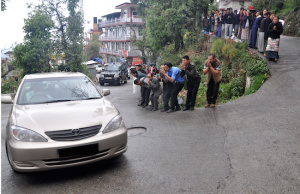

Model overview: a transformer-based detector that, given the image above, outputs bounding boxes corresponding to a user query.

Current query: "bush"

[211,39,225,59]
[247,59,269,77]
[1,76,23,94]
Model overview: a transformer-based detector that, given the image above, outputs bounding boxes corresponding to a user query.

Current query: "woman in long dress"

[214,11,220,35]
[241,9,252,42]
[218,13,223,37]
[257,13,268,52]
[266,16,283,62]
[250,11,262,48]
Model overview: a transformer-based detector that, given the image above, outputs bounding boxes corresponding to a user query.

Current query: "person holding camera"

[180,55,201,111]
[160,62,185,113]
[147,73,163,111]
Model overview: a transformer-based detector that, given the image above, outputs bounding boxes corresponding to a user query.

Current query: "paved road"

[1,35,300,193]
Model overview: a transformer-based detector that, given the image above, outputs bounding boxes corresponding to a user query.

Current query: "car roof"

[24,72,86,79]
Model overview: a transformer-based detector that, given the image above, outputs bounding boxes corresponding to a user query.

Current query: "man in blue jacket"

[161,62,185,113]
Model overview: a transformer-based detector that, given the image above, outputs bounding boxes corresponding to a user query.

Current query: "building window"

[138,28,143,36]
[132,11,137,18]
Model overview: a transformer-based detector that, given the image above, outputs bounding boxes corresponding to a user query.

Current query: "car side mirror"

[1,94,13,104]
[102,89,110,96]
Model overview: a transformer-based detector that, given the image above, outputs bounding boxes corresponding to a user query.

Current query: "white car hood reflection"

[13,99,118,134]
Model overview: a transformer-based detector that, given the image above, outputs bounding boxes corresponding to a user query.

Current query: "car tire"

[6,142,22,173]
[100,83,104,86]
[117,79,121,86]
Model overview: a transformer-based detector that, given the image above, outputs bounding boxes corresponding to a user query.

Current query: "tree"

[13,6,54,74]
[85,34,101,60]
[131,0,213,55]
[1,0,6,11]
[45,0,84,72]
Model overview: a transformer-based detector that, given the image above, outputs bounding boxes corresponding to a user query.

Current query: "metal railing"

[99,49,141,57]
[99,17,144,26]
[99,35,143,41]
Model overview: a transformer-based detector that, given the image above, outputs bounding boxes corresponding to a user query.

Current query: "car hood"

[12,98,119,134]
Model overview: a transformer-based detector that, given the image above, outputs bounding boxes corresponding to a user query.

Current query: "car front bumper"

[99,77,120,84]
[6,127,127,172]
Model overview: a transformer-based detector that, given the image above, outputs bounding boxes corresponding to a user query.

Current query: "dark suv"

[99,63,128,86]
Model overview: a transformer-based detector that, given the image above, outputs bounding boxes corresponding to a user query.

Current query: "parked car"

[3,72,127,172]
[99,63,128,86]
[96,64,104,73]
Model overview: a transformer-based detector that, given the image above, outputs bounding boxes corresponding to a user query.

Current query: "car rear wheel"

[100,83,104,86]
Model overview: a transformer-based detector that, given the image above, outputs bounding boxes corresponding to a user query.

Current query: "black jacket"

[259,18,267,32]
[234,14,240,25]
[180,63,201,84]
[224,13,235,24]
[264,18,272,40]
[267,22,283,39]
[241,15,253,29]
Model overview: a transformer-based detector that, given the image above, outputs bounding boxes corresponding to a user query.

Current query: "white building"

[219,0,252,11]
[99,3,144,65]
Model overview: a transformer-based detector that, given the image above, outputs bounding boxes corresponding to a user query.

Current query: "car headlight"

[103,114,125,134]
[100,74,104,78]
[11,125,48,142]
[114,74,120,78]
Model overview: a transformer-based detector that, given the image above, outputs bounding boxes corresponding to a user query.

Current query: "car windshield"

[17,76,102,105]
[104,65,120,71]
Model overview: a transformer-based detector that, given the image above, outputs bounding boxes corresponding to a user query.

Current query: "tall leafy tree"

[13,5,54,74]
[46,0,84,72]
[131,0,213,55]
[85,33,101,60]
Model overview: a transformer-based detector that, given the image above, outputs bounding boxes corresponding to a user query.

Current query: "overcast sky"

[0,0,127,49]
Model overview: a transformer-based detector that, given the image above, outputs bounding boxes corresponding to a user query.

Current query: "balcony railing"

[99,17,144,26]
[100,35,143,41]
[100,49,141,57]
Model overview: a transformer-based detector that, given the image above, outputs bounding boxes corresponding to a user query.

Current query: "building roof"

[115,2,138,9]
[101,12,121,18]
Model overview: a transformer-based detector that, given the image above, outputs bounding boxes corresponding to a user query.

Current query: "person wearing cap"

[160,62,185,113]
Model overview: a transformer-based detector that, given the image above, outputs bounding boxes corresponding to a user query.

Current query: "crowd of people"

[131,54,222,112]
[208,7,283,61]
[130,6,284,111]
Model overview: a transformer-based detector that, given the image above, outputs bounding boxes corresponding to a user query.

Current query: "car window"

[17,76,102,105]
[104,65,119,71]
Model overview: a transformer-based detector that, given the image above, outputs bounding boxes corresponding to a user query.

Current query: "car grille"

[43,149,110,166]
[45,125,102,141]
[104,74,113,77]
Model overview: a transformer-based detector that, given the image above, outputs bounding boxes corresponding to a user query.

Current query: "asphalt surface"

[1,35,300,194]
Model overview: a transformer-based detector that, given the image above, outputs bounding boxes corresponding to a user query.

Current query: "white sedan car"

[3,72,127,172]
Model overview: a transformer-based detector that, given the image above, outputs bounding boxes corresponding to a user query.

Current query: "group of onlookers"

[131,54,223,112]
[130,7,283,111]
[208,7,283,61]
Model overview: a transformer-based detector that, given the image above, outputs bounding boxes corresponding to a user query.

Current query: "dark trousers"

[186,81,200,108]
[170,82,184,110]
[150,93,160,109]
[207,79,220,104]
[163,82,174,111]
[141,87,150,106]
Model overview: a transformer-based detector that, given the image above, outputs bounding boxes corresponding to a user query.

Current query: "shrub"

[211,39,225,59]
[247,59,269,77]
